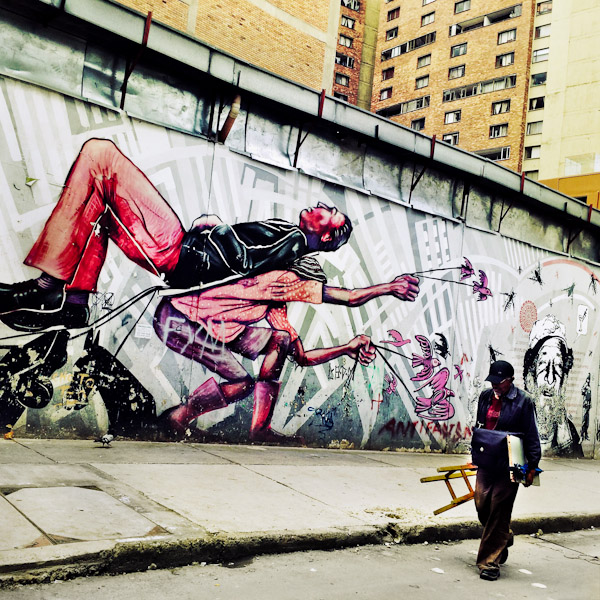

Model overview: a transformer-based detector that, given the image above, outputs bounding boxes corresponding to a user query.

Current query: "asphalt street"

[0,529,598,600]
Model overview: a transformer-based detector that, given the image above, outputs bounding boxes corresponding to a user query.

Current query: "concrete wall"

[0,0,598,457]
[0,76,598,458]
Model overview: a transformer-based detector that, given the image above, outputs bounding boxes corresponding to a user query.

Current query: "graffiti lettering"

[378,418,472,441]
[92,292,115,310]
[328,364,353,380]
[308,406,336,432]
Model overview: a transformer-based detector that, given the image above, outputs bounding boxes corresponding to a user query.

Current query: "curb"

[1,514,599,588]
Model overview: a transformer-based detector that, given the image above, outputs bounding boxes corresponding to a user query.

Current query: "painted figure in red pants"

[0,138,352,331]
[153,259,420,441]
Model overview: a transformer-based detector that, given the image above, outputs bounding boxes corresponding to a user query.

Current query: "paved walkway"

[1,438,598,586]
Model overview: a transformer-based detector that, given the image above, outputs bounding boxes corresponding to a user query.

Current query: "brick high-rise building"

[113,0,342,93]
[111,1,599,201]
[372,0,535,173]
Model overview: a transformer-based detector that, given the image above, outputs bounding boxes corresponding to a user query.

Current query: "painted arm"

[290,334,376,367]
[322,274,420,306]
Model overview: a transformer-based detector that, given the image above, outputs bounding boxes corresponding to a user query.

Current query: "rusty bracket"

[120,12,153,110]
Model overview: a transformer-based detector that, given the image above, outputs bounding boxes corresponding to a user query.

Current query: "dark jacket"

[168,219,308,289]
[476,385,541,469]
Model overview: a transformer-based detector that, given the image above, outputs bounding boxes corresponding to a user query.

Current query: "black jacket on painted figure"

[167,219,309,289]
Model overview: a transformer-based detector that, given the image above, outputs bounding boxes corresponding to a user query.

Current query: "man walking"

[474,360,541,581]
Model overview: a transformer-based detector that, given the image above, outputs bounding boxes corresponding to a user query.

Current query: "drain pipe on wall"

[218,94,242,143]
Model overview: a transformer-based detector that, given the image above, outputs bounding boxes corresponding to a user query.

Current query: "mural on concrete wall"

[0,78,598,456]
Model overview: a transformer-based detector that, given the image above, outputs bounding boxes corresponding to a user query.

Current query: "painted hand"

[389,275,420,302]
[347,334,376,366]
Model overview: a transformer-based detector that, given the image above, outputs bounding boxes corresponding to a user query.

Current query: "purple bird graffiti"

[384,373,397,395]
[414,368,456,421]
[460,257,475,280]
[473,270,493,301]
[411,335,441,382]
[380,329,411,348]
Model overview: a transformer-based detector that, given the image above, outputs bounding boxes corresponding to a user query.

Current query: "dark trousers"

[474,468,519,571]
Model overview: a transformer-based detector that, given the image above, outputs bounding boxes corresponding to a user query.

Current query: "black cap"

[485,360,514,384]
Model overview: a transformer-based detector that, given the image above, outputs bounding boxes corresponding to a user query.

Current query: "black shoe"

[480,568,500,581]
[499,548,508,564]
[0,280,65,315]
[0,304,89,332]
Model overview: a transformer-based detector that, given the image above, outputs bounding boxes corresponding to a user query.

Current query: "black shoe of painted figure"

[0,280,65,315]
[499,548,508,564]
[480,568,500,581]
[0,304,89,332]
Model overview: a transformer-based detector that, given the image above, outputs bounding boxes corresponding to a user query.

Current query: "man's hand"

[346,334,376,366]
[389,275,420,302]
[524,468,537,487]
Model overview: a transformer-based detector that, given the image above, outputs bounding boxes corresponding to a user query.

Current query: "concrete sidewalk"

[1,438,598,587]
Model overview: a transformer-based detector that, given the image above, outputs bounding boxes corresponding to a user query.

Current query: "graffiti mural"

[0,78,598,456]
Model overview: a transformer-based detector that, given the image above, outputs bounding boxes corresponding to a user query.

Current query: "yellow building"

[526,1,600,208]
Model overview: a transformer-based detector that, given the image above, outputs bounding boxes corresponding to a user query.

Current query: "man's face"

[491,377,513,399]
[534,338,565,396]
[299,202,346,242]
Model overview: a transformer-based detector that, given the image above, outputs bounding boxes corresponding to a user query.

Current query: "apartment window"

[455,1,471,14]
[341,0,360,10]
[416,75,430,89]
[449,65,465,80]
[334,92,348,101]
[443,75,516,102]
[442,132,459,145]
[490,123,508,138]
[417,53,431,68]
[335,73,350,86]
[531,72,547,86]
[380,87,393,100]
[422,12,435,26]
[339,34,353,48]
[537,1,552,15]
[444,109,461,124]
[381,32,436,61]
[533,48,549,63]
[387,27,399,40]
[529,97,545,110]
[411,117,426,131]
[524,170,539,180]
[492,99,511,114]
[475,146,511,161]
[535,24,550,38]
[526,121,543,135]
[451,42,467,57]
[388,8,400,20]
[382,67,395,81]
[335,53,355,68]
[423,0,436,5]
[498,29,516,44]
[376,95,430,117]
[525,145,541,159]
[496,52,514,68]
[342,15,355,29]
